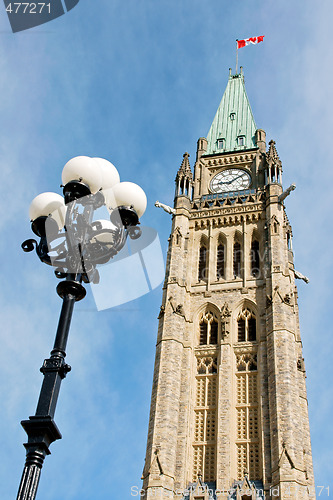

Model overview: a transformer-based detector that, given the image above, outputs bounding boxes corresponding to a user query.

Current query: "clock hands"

[210,169,251,194]
[232,174,247,182]
[218,174,246,186]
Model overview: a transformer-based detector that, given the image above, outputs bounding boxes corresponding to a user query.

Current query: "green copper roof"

[205,70,257,155]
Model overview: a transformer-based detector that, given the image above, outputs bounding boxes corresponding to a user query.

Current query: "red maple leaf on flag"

[237,36,264,49]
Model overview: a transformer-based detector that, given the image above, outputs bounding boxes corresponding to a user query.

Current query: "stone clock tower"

[142,68,315,500]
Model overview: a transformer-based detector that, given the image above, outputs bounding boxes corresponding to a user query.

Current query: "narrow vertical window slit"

[198,245,207,282]
[217,243,225,280]
[234,241,241,278]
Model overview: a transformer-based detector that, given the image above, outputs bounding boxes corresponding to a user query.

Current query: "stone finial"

[266,139,282,165]
[176,152,193,181]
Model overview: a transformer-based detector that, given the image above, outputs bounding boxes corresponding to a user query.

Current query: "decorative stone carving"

[220,302,231,340]
[221,302,232,319]
[155,200,176,215]
[196,356,218,374]
[283,293,291,304]
[236,352,257,371]
[279,442,296,470]
[270,215,280,234]
[294,269,310,284]
[271,286,294,307]
[144,447,164,480]
[221,322,229,340]
[297,357,306,372]
[157,305,165,319]
[172,226,182,246]
[175,304,185,316]
[194,347,218,357]
[175,152,193,181]
[279,183,296,203]
[168,296,185,318]
[192,205,264,224]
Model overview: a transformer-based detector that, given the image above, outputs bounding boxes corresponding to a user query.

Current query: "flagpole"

[236,40,238,74]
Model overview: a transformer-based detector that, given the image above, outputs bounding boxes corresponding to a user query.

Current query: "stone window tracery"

[237,309,256,342]
[199,311,219,346]
[235,353,260,480]
[193,356,218,483]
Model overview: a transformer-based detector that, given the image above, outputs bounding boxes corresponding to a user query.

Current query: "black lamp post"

[16,156,147,500]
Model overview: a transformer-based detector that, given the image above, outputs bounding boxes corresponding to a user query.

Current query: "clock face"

[210,168,251,193]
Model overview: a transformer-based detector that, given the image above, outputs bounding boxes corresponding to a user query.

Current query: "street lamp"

[17,156,147,500]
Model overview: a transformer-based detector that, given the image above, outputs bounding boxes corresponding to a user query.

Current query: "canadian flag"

[237,36,264,49]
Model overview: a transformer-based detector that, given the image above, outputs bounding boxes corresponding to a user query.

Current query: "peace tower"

[142,68,315,500]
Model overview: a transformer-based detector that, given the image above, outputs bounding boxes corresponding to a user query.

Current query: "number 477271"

[317,486,330,496]
[5,3,51,14]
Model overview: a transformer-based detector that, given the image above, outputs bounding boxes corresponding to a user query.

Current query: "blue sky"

[0,0,332,498]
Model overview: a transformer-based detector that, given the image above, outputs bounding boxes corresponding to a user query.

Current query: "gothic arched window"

[198,243,208,282]
[235,353,260,480]
[216,242,225,280]
[200,322,208,345]
[199,311,219,345]
[210,320,218,345]
[233,239,242,278]
[237,309,257,342]
[238,317,246,342]
[251,240,260,278]
[193,356,218,482]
